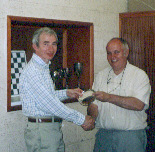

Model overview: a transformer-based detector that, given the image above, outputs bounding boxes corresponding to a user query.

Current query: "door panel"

[119,11,155,151]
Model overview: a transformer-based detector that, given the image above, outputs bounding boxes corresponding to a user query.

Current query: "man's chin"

[47,55,54,60]
[110,62,117,68]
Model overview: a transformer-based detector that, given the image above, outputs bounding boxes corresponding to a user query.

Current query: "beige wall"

[0,0,127,151]
[128,0,155,12]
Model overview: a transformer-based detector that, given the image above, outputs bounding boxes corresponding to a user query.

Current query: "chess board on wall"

[11,50,27,105]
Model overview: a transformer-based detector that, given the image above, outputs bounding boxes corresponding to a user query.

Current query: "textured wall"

[0,0,127,151]
[128,0,155,12]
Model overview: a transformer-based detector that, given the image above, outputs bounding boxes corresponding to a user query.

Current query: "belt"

[28,117,62,123]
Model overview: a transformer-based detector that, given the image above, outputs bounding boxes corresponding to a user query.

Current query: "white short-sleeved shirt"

[93,62,151,130]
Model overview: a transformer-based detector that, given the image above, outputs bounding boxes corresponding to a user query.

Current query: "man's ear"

[32,44,38,51]
[124,49,129,57]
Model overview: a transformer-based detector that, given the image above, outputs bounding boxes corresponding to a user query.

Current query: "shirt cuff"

[75,114,85,126]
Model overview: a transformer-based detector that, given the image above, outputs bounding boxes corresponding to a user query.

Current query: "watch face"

[78,90,95,106]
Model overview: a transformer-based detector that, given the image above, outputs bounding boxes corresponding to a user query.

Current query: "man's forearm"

[107,94,145,111]
[87,103,98,120]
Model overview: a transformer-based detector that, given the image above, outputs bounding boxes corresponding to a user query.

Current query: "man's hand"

[67,88,83,99]
[93,91,110,102]
[81,115,95,131]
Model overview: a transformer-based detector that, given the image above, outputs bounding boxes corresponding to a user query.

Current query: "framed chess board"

[11,50,27,105]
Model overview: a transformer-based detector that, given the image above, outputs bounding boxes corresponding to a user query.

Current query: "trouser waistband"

[28,117,62,123]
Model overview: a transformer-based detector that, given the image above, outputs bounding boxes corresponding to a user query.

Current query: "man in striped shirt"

[19,27,95,152]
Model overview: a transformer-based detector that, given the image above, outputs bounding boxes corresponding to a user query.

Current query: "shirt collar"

[126,61,129,69]
[32,53,50,68]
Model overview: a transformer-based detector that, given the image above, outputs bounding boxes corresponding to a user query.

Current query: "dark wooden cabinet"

[7,16,94,111]
[119,11,155,152]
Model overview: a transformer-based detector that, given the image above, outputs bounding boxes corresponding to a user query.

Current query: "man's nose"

[111,53,116,59]
[48,44,54,50]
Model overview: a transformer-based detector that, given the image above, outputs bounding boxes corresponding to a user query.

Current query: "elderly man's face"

[33,32,57,64]
[106,39,129,75]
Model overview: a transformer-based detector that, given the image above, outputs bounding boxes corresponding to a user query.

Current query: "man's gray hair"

[32,27,58,47]
[106,37,129,52]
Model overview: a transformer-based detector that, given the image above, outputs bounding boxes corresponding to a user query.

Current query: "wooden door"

[119,11,155,151]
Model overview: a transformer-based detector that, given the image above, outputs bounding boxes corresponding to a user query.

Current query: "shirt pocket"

[119,84,134,96]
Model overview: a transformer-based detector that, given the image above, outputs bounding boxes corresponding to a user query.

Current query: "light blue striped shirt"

[19,53,85,125]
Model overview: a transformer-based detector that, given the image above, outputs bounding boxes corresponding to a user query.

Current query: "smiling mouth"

[111,60,117,63]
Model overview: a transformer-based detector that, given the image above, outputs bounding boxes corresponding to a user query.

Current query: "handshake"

[81,115,95,131]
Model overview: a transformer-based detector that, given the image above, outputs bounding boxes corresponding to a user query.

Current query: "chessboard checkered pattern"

[11,50,27,96]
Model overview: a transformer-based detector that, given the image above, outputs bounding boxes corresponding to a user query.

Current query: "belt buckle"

[38,118,42,123]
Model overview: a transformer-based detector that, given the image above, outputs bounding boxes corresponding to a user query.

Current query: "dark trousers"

[94,128,147,152]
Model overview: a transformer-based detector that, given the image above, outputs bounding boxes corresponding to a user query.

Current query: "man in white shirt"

[87,38,151,152]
